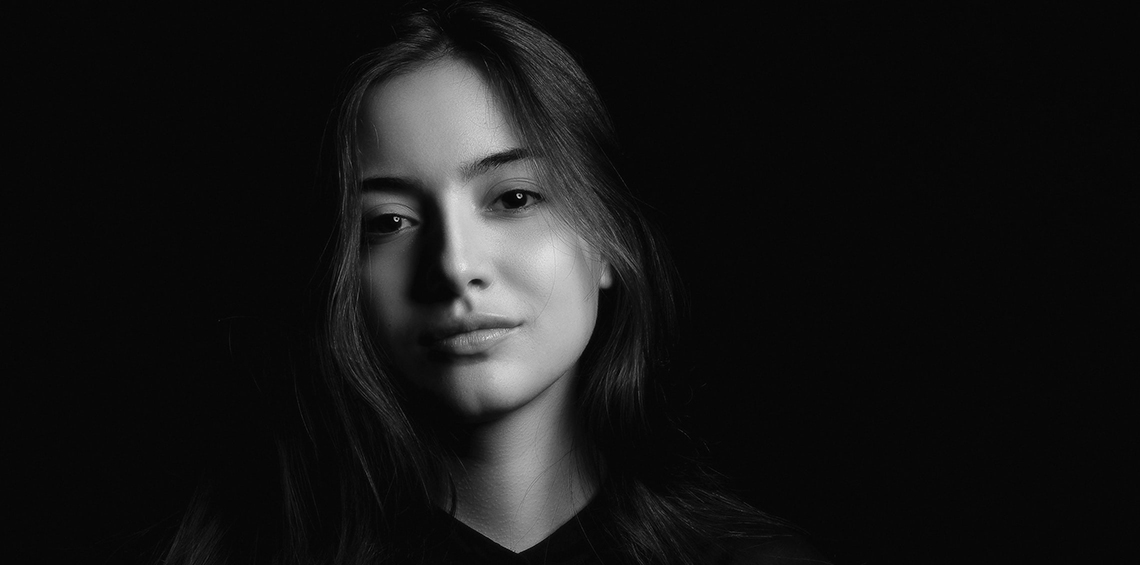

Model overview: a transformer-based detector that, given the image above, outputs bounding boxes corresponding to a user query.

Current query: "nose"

[413,200,492,302]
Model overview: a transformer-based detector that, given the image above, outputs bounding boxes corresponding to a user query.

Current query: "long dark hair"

[163,2,785,564]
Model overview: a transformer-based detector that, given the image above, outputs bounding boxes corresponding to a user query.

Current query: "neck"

[439,373,597,552]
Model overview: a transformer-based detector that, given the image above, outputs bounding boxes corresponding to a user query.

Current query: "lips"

[418,314,520,356]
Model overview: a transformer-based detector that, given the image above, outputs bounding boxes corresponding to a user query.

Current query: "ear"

[599,263,613,289]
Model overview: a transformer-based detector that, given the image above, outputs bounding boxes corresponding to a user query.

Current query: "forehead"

[356,58,522,179]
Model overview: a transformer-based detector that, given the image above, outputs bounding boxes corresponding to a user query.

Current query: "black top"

[419,498,830,565]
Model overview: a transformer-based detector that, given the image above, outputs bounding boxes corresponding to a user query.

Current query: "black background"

[11,2,1134,563]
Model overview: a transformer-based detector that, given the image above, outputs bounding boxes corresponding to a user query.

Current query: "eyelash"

[493,189,544,212]
[363,213,417,236]
[362,189,544,239]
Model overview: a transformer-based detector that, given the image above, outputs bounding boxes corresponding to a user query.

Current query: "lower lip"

[424,327,516,356]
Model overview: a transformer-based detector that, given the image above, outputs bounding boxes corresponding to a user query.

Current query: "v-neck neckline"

[428,494,609,563]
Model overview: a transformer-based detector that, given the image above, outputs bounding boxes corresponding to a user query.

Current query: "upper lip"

[419,313,521,344]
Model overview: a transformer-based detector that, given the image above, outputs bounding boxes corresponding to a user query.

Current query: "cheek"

[514,236,561,303]
[503,226,585,303]
[362,251,413,333]
[511,229,602,320]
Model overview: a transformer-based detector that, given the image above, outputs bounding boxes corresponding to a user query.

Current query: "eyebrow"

[361,147,532,193]
[460,147,532,181]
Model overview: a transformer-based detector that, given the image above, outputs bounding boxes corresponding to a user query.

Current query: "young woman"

[164,2,827,563]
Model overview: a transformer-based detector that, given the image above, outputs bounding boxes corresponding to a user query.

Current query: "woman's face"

[356,59,611,420]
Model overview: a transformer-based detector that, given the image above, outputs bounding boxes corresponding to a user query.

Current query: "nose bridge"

[433,193,490,291]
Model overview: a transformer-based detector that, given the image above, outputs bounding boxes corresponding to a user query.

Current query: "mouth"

[418,315,520,357]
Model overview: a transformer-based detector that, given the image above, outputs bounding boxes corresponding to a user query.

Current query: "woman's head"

[356,56,612,419]
[324,1,677,456]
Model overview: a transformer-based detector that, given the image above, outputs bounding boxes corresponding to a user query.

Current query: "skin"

[356,57,611,552]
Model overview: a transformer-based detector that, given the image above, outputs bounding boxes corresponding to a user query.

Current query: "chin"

[418,366,577,424]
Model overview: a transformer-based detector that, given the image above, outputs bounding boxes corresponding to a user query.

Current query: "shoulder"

[699,534,833,565]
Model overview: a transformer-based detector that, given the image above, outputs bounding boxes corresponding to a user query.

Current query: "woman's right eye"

[364,213,418,236]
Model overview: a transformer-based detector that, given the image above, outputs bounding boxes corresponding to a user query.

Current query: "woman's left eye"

[494,189,543,211]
